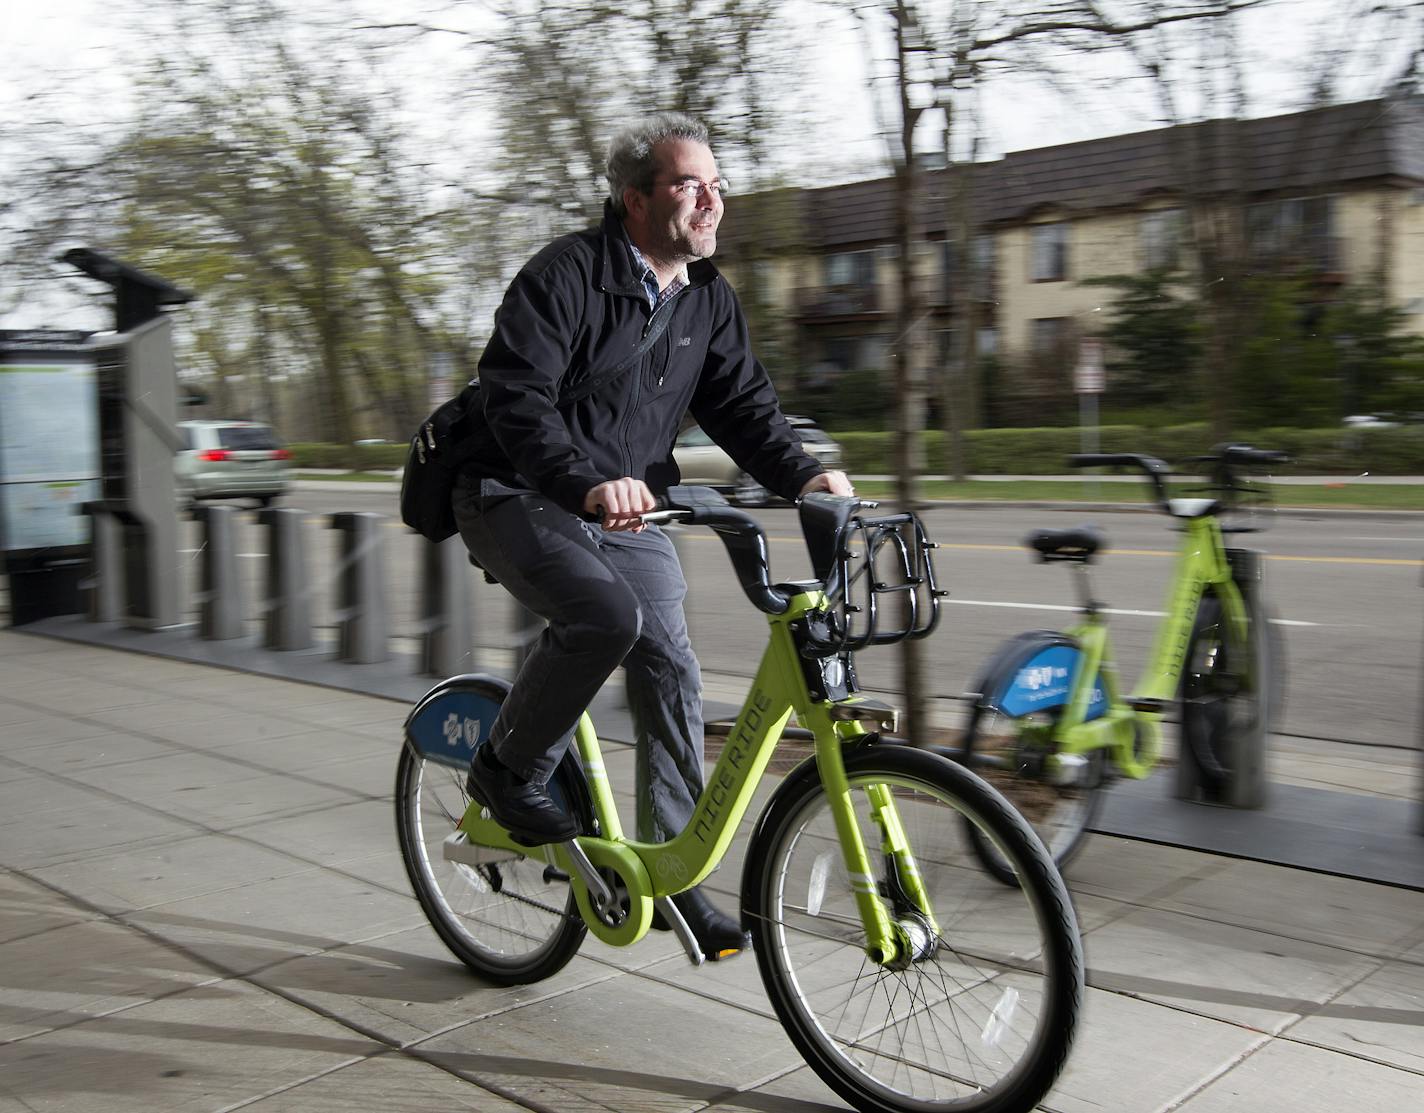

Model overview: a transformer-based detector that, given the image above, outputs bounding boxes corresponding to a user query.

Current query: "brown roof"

[720,96,1424,255]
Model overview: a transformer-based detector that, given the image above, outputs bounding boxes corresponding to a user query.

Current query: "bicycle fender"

[404,673,511,770]
[970,631,1108,720]
[404,673,595,831]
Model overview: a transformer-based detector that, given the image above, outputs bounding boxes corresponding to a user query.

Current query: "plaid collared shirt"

[628,243,686,310]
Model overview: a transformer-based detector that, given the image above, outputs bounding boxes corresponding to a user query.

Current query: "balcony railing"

[794,285,881,318]
[1246,234,1344,276]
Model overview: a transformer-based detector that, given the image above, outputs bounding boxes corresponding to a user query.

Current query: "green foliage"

[1230,277,1342,426]
[1081,272,1424,430]
[827,423,1424,476]
[287,442,407,470]
[1080,270,1202,407]
[1320,287,1424,417]
[785,369,892,430]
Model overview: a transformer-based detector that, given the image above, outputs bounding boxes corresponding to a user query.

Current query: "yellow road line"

[762,536,1422,568]
[933,541,1422,567]
[359,520,1420,568]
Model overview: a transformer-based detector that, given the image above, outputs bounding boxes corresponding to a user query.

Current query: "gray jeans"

[453,480,704,842]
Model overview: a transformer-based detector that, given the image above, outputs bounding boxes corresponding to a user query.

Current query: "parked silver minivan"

[175,420,292,507]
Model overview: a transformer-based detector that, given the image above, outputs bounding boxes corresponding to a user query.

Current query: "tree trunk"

[893,2,927,745]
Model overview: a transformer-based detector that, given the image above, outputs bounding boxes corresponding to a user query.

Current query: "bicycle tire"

[743,744,1083,1113]
[958,705,1107,887]
[394,689,590,985]
[1181,589,1269,790]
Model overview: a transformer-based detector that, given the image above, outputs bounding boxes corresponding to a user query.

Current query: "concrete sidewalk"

[2,629,1422,1112]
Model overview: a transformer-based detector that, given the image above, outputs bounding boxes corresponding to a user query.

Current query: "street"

[174,485,1423,755]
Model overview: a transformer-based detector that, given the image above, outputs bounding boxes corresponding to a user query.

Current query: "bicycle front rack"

[804,511,948,655]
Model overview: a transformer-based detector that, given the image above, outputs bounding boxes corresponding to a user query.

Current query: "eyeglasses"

[663,177,730,201]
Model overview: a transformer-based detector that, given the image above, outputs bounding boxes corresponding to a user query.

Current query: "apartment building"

[718,96,1424,396]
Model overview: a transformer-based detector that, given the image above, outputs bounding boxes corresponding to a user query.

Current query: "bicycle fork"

[813,726,940,969]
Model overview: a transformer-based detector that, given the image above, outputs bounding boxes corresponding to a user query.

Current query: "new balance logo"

[677,337,692,347]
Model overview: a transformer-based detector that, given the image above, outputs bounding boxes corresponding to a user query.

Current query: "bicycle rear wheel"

[394,698,589,985]
[743,745,1082,1113]
[1181,589,1272,791]
[959,706,1107,886]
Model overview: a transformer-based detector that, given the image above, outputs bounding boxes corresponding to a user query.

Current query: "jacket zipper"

[650,288,682,388]
[620,290,682,474]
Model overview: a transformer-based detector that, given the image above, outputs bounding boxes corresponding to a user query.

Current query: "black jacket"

[462,203,824,515]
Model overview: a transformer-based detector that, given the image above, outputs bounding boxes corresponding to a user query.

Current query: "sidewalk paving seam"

[0,749,419,913]
[0,691,385,804]
[1153,1033,1275,1113]
[209,1051,392,1113]
[6,863,555,1113]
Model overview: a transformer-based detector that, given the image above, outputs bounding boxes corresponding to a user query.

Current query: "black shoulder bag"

[400,307,676,542]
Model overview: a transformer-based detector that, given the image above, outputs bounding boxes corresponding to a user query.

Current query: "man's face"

[625,137,724,263]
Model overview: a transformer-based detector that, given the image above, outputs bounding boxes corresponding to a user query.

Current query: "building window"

[1246,196,1336,270]
[859,334,889,371]
[1140,209,1184,271]
[940,235,997,299]
[1030,223,1069,282]
[824,250,875,288]
[1031,317,1073,355]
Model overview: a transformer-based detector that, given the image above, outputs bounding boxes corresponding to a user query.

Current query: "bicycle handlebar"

[655,487,944,649]
[1068,444,1289,516]
[1069,452,1171,510]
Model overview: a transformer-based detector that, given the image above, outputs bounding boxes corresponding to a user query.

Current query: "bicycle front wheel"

[744,745,1082,1113]
[394,741,587,986]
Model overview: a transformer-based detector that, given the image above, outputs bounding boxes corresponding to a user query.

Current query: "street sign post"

[1074,339,1105,496]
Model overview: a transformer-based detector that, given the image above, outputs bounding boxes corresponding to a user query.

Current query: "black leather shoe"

[653,886,752,961]
[466,745,579,846]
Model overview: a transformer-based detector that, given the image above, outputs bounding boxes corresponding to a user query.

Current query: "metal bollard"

[257,507,313,651]
[417,536,476,677]
[329,511,390,664]
[192,505,245,640]
[80,502,122,623]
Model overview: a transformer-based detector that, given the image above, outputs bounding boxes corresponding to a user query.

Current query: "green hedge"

[288,442,407,470]
[834,424,1424,475]
[287,425,1424,476]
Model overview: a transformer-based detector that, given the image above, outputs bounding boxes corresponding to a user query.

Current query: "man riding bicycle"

[453,112,852,960]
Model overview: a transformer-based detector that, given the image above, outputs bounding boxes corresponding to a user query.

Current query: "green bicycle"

[958,445,1287,885]
[396,487,1084,1113]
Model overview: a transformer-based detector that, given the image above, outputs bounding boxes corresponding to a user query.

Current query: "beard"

[667,215,718,261]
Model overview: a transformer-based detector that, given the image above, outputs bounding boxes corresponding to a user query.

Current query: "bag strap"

[559,290,681,405]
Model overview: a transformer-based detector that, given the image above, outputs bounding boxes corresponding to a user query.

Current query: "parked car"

[672,417,844,506]
[1342,414,1400,429]
[175,420,292,508]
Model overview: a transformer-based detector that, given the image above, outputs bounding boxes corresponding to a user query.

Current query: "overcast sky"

[7,0,1413,165]
[3,0,1416,330]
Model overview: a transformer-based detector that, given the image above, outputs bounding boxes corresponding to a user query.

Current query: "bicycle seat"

[1025,526,1105,563]
[1166,497,1222,519]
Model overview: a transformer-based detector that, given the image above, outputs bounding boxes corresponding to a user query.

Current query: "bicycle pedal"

[1127,697,1170,715]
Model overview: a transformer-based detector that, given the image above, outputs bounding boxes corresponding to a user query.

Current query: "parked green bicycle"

[396,487,1084,1113]
[957,445,1287,885]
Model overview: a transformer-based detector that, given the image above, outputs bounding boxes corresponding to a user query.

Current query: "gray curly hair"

[606,113,711,217]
